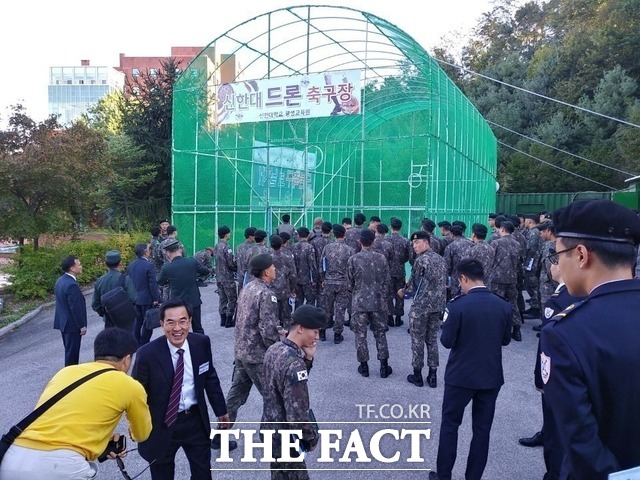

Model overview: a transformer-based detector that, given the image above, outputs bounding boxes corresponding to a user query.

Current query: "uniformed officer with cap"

[262,304,326,479]
[540,199,640,479]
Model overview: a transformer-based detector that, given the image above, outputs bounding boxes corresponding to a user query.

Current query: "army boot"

[358,362,369,377]
[395,315,404,327]
[220,315,227,327]
[407,369,424,387]
[512,325,522,342]
[380,359,393,378]
[334,333,344,344]
[387,315,395,327]
[344,314,351,327]
[426,368,437,388]
[225,315,236,328]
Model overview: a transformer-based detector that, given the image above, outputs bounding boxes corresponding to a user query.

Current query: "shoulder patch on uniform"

[271,295,278,303]
[227,248,232,254]
[550,299,587,323]
[442,308,449,323]
[540,352,551,385]
[296,370,309,382]
[544,307,555,319]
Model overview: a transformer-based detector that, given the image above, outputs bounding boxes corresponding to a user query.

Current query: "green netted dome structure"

[172,5,497,252]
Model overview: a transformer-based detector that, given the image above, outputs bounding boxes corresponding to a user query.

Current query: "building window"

[79,80,84,84]
[132,68,140,78]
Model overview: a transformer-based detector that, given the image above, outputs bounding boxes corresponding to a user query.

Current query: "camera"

[98,435,126,463]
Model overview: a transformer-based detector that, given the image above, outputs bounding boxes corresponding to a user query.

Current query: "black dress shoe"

[518,431,543,447]
[533,324,542,332]
[211,438,238,451]
[428,472,440,480]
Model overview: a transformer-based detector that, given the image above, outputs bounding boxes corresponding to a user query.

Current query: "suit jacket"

[157,256,209,307]
[441,286,512,390]
[53,273,87,333]
[127,257,160,305]
[132,333,228,462]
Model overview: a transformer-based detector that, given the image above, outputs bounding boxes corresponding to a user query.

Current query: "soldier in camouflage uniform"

[279,231,294,256]
[438,221,454,250]
[507,215,528,315]
[270,235,297,329]
[372,223,394,326]
[235,227,256,292]
[347,229,393,379]
[345,213,366,253]
[310,222,334,306]
[262,305,325,480]
[194,246,214,285]
[320,224,355,344]
[155,225,185,301]
[243,230,271,286]
[387,218,411,326]
[226,253,280,425]
[487,213,500,244]
[537,222,559,313]
[214,226,237,327]
[149,225,163,273]
[443,225,474,298]
[468,223,495,286]
[489,221,524,341]
[291,227,318,309]
[399,231,447,388]
[522,214,542,317]
[422,218,443,256]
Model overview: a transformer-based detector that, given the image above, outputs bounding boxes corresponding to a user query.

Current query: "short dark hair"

[501,221,515,234]
[456,258,485,282]
[354,213,366,225]
[134,243,148,258]
[150,226,161,237]
[525,214,539,222]
[488,213,498,219]
[167,225,178,235]
[360,235,375,247]
[61,256,78,273]
[342,217,352,225]
[369,215,381,223]
[160,298,193,322]
[94,328,139,361]
[560,237,637,270]
[244,227,257,239]
[282,214,290,222]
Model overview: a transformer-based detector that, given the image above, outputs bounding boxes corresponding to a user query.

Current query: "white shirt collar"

[65,272,77,281]
[167,337,190,357]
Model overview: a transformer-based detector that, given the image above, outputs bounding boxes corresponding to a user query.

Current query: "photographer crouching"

[0,328,152,479]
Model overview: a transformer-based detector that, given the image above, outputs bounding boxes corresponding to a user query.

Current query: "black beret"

[158,218,170,224]
[269,235,283,249]
[488,213,498,219]
[390,217,402,229]
[279,231,291,242]
[332,224,346,236]
[105,250,121,263]
[450,225,464,236]
[321,221,333,233]
[553,199,640,245]
[472,223,488,236]
[162,239,181,251]
[360,229,375,243]
[297,227,310,237]
[249,253,273,270]
[218,225,230,236]
[410,231,430,241]
[376,223,389,234]
[291,305,327,329]
[254,230,267,242]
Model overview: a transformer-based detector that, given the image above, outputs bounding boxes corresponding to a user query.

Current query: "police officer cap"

[360,229,375,243]
[321,221,333,233]
[269,234,283,248]
[472,223,488,236]
[218,225,230,236]
[162,239,181,251]
[254,230,268,242]
[410,231,430,241]
[249,253,273,270]
[390,217,402,229]
[297,227,310,237]
[105,250,121,264]
[332,224,346,236]
[553,199,640,245]
[376,223,389,234]
[291,305,327,329]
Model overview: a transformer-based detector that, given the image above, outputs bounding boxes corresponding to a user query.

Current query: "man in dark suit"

[53,255,87,366]
[157,239,210,334]
[431,258,512,480]
[128,243,161,344]
[132,298,232,480]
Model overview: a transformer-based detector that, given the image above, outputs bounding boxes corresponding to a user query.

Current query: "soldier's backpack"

[100,274,136,331]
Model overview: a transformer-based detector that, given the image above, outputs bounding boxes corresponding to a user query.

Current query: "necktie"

[164,348,184,427]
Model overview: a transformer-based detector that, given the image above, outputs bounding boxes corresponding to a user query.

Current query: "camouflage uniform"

[154,237,185,301]
[226,277,280,423]
[404,249,447,369]
[428,234,443,256]
[523,227,542,309]
[489,234,523,327]
[372,236,394,315]
[149,234,164,273]
[235,240,254,291]
[487,230,500,244]
[440,234,454,250]
[214,239,237,319]
[511,228,527,313]
[194,248,214,283]
[291,240,318,309]
[271,249,298,329]
[538,240,558,307]
[262,338,318,480]
[320,240,355,335]
[443,237,474,297]
[347,248,391,362]
[468,240,495,286]
[310,234,333,305]
[344,226,362,253]
[387,232,411,317]
[243,243,271,286]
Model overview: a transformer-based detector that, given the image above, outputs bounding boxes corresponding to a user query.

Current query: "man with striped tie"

[132,299,232,479]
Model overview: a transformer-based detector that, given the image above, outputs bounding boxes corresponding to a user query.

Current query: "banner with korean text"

[216,70,361,125]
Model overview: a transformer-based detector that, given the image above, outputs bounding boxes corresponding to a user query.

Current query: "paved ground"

[0,284,547,479]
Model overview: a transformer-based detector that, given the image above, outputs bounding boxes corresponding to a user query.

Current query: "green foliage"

[7,233,148,299]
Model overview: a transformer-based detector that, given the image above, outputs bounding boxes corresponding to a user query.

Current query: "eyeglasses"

[163,319,190,328]
[548,246,577,265]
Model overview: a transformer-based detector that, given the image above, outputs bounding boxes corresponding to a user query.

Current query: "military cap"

[360,229,375,243]
[354,213,366,224]
[472,223,488,236]
[162,238,181,251]
[450,225,464,236]
[553,199,640,245]
[218,225,231,236]
[158,218,170,224]
[488,213,498,219]
[279,231,291,242]
[321,221,333,233]
[410,231,430,241]
[249,253,273,270]
[376,223,389,234]
[291,305,327,329]
[269,234,283,249]
[390,217,402,229]
[105,250,121,264]
[244,227,257,238]
[297,227,310,237]
[332,224,346,236]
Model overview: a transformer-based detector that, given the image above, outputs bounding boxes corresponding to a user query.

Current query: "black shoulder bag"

[0,367,115,464]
